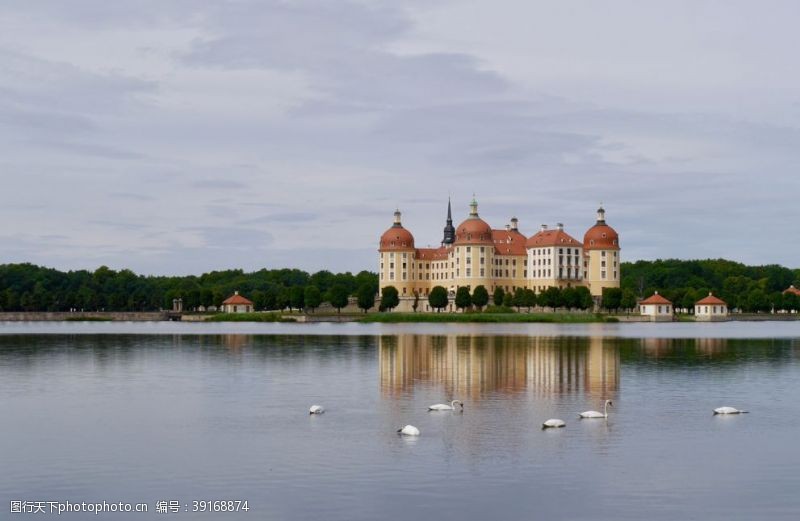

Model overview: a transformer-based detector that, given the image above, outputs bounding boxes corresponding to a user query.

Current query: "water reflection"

[379,335,620,399]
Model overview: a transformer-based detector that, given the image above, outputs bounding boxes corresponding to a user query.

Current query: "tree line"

[0,263,378,313]
[379,284,595,313]
[619,259,800,312]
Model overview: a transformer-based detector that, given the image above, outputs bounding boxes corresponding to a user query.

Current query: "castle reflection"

[379,335,619,399]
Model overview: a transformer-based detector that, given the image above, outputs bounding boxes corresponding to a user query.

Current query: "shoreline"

[0,311,798,323]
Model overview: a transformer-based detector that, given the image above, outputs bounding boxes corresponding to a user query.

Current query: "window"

[480,268,485,277]
[390,272,394,279]
[467,246,471,253]
[402,262,407,269]
[601,270,606,279]
[402,272,407,280]
[390,262,394,269]
[601,261,606,267]
[402,252,407,259]
[466,268,471,277]
[601,251,606,257]
[466,257,471,265]
[480,247,485,253]
[480,257,485,264]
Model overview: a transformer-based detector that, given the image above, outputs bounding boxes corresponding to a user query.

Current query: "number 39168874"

[192,500,249,512]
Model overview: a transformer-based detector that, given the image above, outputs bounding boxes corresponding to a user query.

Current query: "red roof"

[784,285,800,296]
[454,217,494,245]
[416,247,449,261]
[379,225,415,251]
[492,229,527,256]
[222,293,253,305]
[526,228,582,248]
[584,223,620,250]
[695,293,727,306]
[640,292,672,305]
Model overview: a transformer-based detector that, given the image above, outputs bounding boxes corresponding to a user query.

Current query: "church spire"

[441,197,455,246]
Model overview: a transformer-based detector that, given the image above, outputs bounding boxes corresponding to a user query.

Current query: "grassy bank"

[359,312,611,323]
[206,312,295,322]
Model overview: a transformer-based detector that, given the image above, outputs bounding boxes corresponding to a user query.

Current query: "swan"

[398,425,420,436]
[714,406,748,415]
[579,400,613,419]
[428,400,464,411]
[542,419,565,429]
[309,405,324,414]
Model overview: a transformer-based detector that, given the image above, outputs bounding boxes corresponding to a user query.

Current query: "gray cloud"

[0,0,798,274]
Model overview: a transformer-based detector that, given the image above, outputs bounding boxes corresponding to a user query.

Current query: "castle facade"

[378,198,620,311]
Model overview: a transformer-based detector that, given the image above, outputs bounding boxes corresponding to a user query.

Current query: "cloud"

[0,0,799,274]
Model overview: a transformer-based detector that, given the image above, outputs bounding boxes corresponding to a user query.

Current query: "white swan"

[714,406,748,415]
[428,400,464,411]
[309,405,324,414]
[542,419,565,429]
[579,400,613,419]
[398,425,420,436]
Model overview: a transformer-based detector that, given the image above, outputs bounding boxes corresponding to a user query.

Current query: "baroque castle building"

[378,198,620,311]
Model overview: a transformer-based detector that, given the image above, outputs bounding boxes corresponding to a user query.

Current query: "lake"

[1,322,799,520]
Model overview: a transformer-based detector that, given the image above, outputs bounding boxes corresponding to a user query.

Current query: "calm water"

[1,322,799,520]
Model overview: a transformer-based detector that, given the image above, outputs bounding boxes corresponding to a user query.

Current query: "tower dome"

[379,209,415,251]
[583,206,620,250]
[454,197,493,245]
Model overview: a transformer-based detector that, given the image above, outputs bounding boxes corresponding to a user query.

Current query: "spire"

[393,208,402,227]
[596,203,606,224]
[469,194,479,218]
[441,197,456,245]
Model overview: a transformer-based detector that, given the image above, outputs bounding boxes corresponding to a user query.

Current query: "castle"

[378,198,620,311]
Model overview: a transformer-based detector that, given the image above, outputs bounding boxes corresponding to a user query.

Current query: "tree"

[428,286,449,312]
[493,287,505,307]
[561,287,578,310]
[356,284,375,313]
[304,285,322,313]
[328,284,350,313]
[539,286,563,312]
[455,286,472,311]
[380,286,400,311]
[472,285,489,310]
[502,293,513,308]
[602,287,622,312]
[620,288,637,312]
[289,286,305,311]
[411,290,420,312]
[575,286,594,311]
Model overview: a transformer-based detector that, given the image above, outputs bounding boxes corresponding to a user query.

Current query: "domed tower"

[379,209,416,299]
[582,206,620,297]
[451,197,494,293]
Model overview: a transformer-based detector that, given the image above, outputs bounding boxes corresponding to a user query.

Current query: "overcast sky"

[1,1,798,275]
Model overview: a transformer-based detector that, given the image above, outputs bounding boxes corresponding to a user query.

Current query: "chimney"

[540,224,548,232]
[556,222,564,231]
[510,217,519,231]
[505,224,511,231]
[234,290,239,295]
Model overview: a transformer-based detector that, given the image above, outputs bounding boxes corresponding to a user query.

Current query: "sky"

[1,0,798,275]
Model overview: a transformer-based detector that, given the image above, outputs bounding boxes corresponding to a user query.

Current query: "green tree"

[356,284,375,313]
[328,284,350,313]
[602,287,622,312]
[304,285,322,313]
[576,286,594,311]
[561,287,578,310]
[428,286,449,312]
[620,288,637,312]
[472,285,489,310]
[502,293,513,308]
[539,286,563,311]
[455,286,472,311]
[411,290,420,312]
[289,286,305,311]
[380,286,400,311]
[493,287,505,306]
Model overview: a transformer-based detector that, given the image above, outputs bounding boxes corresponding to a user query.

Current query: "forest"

[619,258,800,312]
[0,258,797,312]
[0,263,378,312]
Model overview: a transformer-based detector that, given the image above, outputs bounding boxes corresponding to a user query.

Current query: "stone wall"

[0,312,170,322]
